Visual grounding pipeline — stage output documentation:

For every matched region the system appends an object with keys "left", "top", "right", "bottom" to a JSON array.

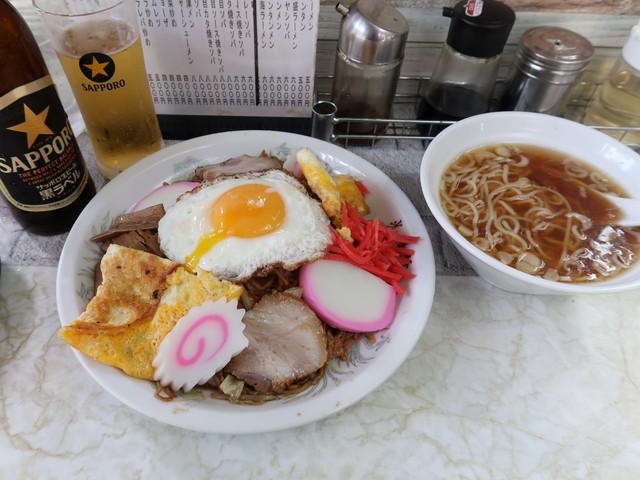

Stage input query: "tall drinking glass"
[{"left": 34, "top": 0, "right": 163, "bottom": 179}]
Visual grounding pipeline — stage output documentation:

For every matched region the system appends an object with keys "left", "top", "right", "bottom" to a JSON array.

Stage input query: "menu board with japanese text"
[{"left": 136, "top": 0, "right": 319, "bottom": 118}]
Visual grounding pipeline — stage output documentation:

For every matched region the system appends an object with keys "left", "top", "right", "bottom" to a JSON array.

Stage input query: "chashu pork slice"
[
  {"left": 192, "top": 152, "right": 283, "bottom": 182},
  {"left": 227, "top": 292, "right": 328, "bottom": 394}
]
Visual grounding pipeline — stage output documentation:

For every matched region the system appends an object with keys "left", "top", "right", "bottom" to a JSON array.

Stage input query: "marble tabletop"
[
  {"left": 2, "top": 126, "right": 640, "bottom": 479},
  {"left": 2, "top": 1, "right": 640, "bottom": 473}
]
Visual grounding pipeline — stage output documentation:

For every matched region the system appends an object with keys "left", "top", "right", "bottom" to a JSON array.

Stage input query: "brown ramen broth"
[{"left": 440, "top": 144, "right": 640, "bottom": 283}]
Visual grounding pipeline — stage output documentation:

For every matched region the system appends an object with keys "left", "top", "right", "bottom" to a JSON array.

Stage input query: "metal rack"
[{"left": 312, "top": 75, "right": 640, "bottom": 151}]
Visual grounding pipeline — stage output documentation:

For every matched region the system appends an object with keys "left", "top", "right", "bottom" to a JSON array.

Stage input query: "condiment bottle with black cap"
[
  {"left": 422, "top": 0, "right": 515, "bottom": 121},
  {"left": 331, "top": 0, "right": 409, "bottom": 135}
]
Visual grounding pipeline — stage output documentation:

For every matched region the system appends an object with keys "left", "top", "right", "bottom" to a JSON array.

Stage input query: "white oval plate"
[{"left": 56, "top": 130, "right": 436, "bottom": 434}]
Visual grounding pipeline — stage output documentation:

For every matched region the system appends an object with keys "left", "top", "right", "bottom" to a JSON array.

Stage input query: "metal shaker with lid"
[
  {"left": 499, "top": 27, "right": 594, "bottom": 115},
  {"left": 330, "top": 0, "right": 409, "bottom": 134}
]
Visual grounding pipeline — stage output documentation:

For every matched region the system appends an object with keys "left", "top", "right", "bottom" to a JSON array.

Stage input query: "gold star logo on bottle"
[{"left": 7, "top": 104, "right": 54, "bottom": 149}]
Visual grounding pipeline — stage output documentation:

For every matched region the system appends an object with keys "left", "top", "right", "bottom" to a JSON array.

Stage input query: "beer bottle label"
[{"left": 0, "top": 76, "right": 89, "bottom": 212}]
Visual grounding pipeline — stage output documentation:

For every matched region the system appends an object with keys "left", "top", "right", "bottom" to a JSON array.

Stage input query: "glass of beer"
[{"left": 34, "top": 0, "right": 163, "bottom": 179}]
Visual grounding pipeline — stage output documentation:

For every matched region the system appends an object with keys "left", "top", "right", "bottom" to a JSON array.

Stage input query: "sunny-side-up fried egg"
[{"left": 158, "top": 169, "right": 332, "bottom": 282}]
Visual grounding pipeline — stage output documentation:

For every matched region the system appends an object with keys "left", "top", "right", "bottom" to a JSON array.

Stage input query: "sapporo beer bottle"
[{"left": 0, "top": 0, "right": 95, "bottom": 235}]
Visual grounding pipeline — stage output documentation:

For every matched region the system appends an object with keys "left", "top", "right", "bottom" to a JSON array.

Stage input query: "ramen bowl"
[{"left": 420, "top": 111, "right": 640, "bottom": 295}]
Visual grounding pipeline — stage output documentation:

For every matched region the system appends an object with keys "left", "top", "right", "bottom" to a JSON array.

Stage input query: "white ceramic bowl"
[{"left": 420, "top": 111, "right": 640, "bottom": 295}]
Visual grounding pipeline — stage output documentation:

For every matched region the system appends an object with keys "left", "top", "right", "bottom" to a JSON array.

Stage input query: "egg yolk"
[{"left": 185, "top": 183, "right": 286, "bottom": 269}]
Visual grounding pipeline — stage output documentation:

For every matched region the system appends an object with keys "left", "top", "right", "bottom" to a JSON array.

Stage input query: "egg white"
[{"left": 158, "top": 169, "right": 332, "bottom": 282}]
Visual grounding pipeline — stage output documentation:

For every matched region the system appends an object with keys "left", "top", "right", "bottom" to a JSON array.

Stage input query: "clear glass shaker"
[
  {"left": 421, "top": 0, "right": 515, "bottom": 122},
  {"left": 583, "top": 20, "right": 640, "bottom": 146},
  {"left": 331, "top": 0, "right": 409, "bottom": 135}
]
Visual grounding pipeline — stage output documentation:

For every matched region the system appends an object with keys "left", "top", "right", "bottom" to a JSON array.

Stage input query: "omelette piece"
[
  {"left": 333, "top": 174, "right": 370, "bottom": 217},
  {"left": 59, "top": 244, "right": 242, "bottom": 380},
  {"left": 296, "top": 148, "right": 342, "bottom": 226}
]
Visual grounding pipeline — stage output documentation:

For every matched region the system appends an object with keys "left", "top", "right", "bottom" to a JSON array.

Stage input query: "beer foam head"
[{"left": 60, "top": 19, "right": 137, "bottom": 56}]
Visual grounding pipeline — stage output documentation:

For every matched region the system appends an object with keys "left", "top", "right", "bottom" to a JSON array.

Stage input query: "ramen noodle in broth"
[{"left": 440, "top": 144, "right": 640, "bottom": 283}]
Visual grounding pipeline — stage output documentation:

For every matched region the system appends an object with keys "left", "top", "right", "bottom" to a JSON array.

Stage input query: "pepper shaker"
[
  {"left": 331, "top": 0, "right": 409, "bottom": 135},
  {"left": 421, "top": 0, "right": 515, "bottom": 122},
  {"left": 499, "top": 27, "right": 594, "bottom": 115}
]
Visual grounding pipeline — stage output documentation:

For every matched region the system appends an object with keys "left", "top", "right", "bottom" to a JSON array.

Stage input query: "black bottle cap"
[{"left": 445, "top": 0, "right": 516, "bottom": 58}]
